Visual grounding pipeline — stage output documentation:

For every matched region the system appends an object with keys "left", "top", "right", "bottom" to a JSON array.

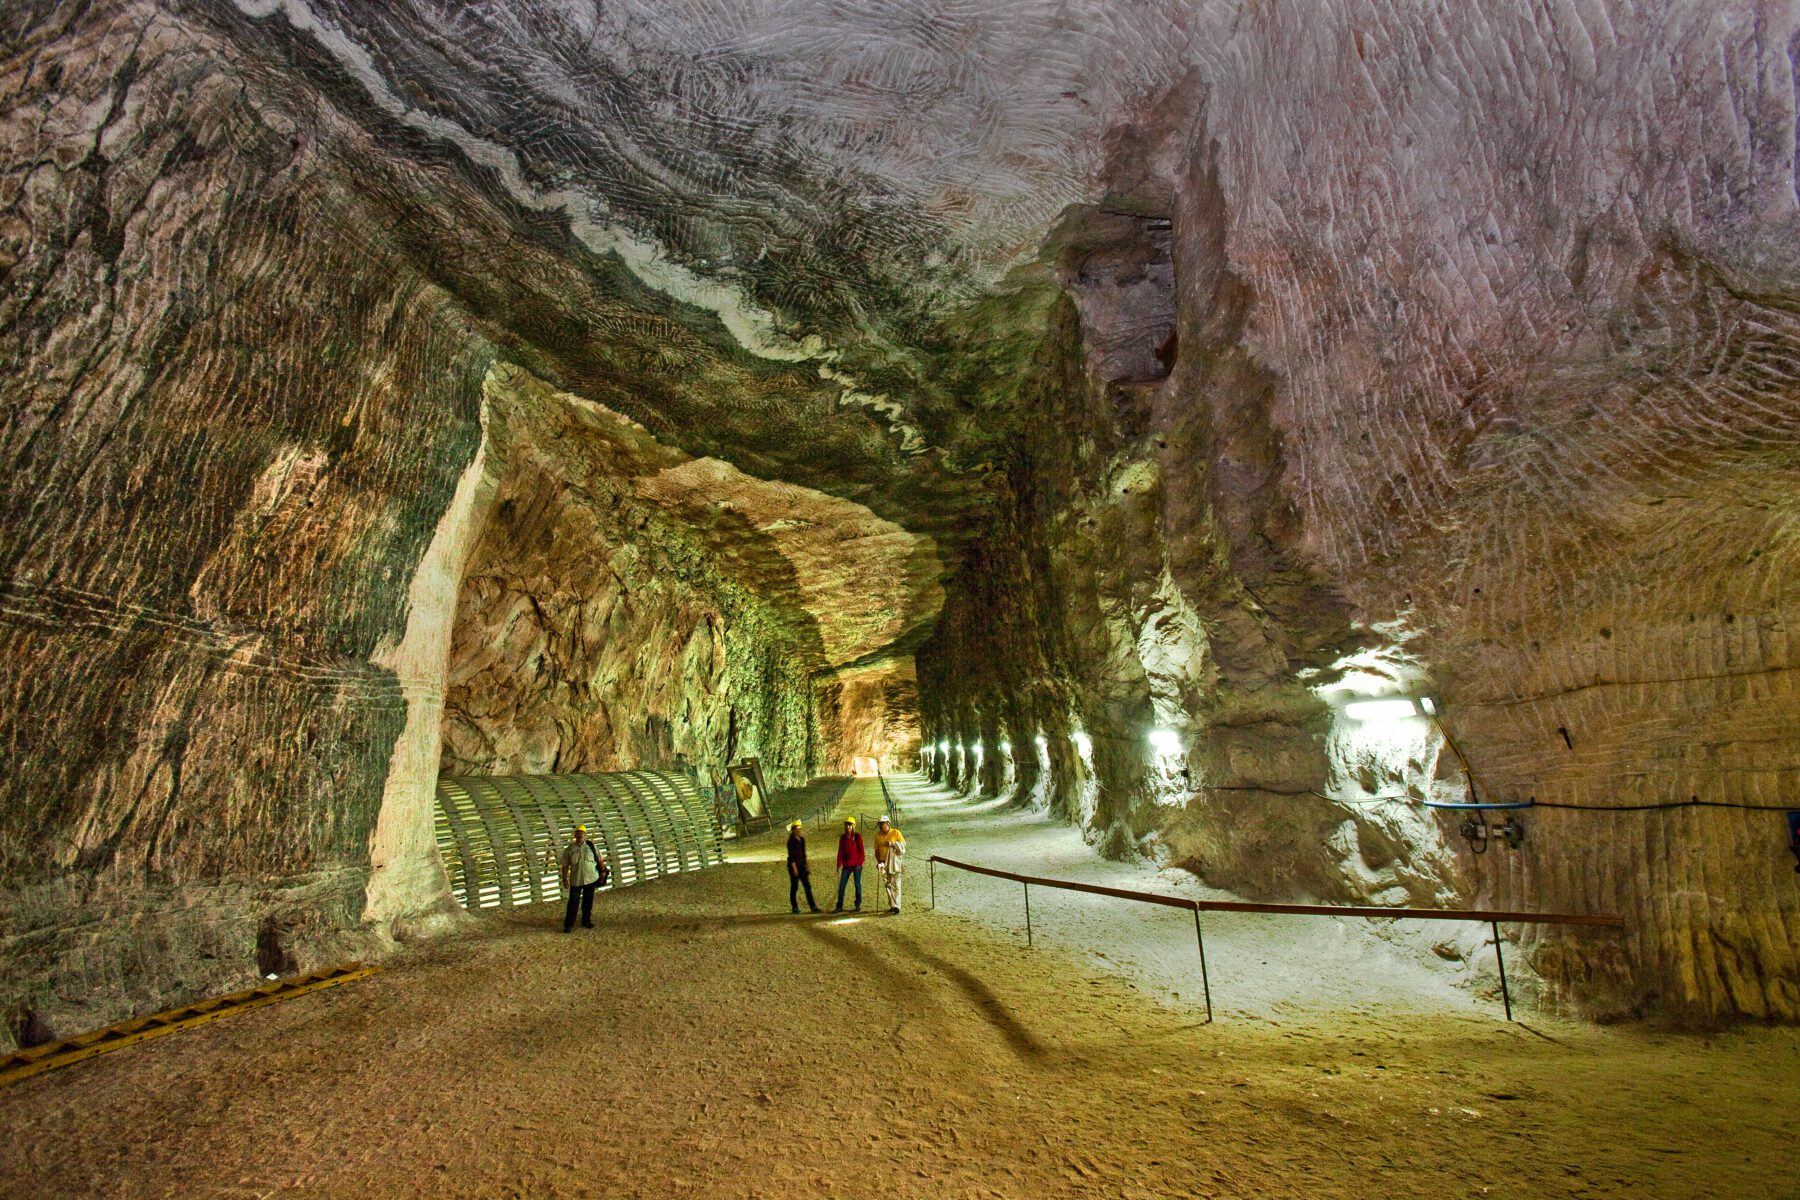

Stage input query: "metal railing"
[
  {"left": 847, "top": 770, "right": 901, "bottom": 836},
  {"left": 782, "top": 776, "right": 853, "bottom": 836},
  {"left": 435, "top": 771, "right": 724, "bottom": 910},
  {"left": 928, "top": 854, "right": 1624, "bottom": 1022}
]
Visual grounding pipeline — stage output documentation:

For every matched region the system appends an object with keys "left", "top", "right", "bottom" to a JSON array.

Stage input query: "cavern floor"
[{"left": 4, "top": 778, "right": 1793, "bottom": 1200}]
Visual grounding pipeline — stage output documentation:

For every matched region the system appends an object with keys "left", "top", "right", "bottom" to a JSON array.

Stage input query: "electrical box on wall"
[{"left": 1460, "top": 814, "right": 1525, "bottom": 854}]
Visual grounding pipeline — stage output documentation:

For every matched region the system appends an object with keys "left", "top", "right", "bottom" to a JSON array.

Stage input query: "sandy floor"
[{"left": 5, "top": 776, "right": 1794, "bottom": 1199}]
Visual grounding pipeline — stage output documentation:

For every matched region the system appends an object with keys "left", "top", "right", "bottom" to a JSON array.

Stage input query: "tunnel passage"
[
  {"left": 4, "top": 0, "right": 1797, "bottom": 1044},
  {"left": 433, "top": 772, "right": 723, "bottom": 910}
]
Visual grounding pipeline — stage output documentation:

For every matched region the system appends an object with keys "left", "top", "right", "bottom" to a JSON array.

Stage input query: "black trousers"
[
  {"left": 564, "top": 883, "right": 597, "bottom": 930},
  {"left": 790, "top": 869, "right": 818, "bottom": 911}
]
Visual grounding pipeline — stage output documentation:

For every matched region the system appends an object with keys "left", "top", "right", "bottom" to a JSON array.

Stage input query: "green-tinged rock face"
[
  {"left": 437, "top": 364, "right": 940, "bottom": 786},
  {"left": 3, "top": 0, "right": 1798, "bottom": 1043}
]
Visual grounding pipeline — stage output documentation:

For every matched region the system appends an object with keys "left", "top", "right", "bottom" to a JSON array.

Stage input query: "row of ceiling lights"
[{"left": 922, "top": 695, "right": 1436, "bottom": 761}]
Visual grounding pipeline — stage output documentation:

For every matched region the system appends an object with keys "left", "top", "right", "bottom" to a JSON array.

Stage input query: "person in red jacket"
[{"left": 833, "top": 816, "right": 865, "bottom": 912}]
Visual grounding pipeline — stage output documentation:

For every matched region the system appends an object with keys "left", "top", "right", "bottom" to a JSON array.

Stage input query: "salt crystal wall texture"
[
  {"left": 0, "top": 0, "right": 944, "bottom": 1045},
  {"left": 3, "top": 0, "right": 1797, "bottom": 1039},
  {"left": 921, "top": 6, "right": 1800, "bottom": 1022},
  {"left": 437, "top": 363, "right": 931, "bottom": 786},
  {"left": 1, "top": 2, "right": 489, "bottom": 1044}
]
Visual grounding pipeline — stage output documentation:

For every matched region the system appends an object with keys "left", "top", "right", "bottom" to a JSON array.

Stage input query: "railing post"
[
  {"left": 1023, "top": 880, "right": 1032, "bottom": 948},
  {"left": 1492, "top": 920, "right": 1513, "bottom": 1021},
  {"left": 930, "top": 857, "right": 936, "bottom": 910},
  {"left": 1192, "top": 905, "right": 1214, "bottom": 1024}
]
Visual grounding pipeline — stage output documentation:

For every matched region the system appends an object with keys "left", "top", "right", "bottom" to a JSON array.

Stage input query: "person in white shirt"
[
  {"left": 559, "top": 825, "right": 608, "bottom": 932},
  {"left": 873, "top": 815, "right": 906, "bottom": 914}
]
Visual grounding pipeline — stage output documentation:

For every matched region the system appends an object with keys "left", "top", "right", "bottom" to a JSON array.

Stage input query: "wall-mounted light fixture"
[
  {"left": 999, "top": 741, "right": 1012, "bottom": 756},
  {"left": 1072, "top": 731, "right": 1093, "bottom": 756},
  {"left": 1148, "top": 728, "right": 1183, "bottom": 756},
  {"left": 1340, "top": 693, "right": 1495, "bottom": 811},
  {"left": 1034, "top": 735, "right": 1049, "bottom": 753},
  {"left": 1342, "top": 696, "right": 1437, "bottom": 722},
  {"left": 937, "top": 740, "right": 949, "bottom": 754}
]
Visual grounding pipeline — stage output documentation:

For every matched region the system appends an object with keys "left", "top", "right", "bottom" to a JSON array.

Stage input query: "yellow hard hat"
[
  {"left": 789, "top": 819, "right": 803, "bottom": 829},
  {"left": 575, "top": 824, "right": 587, "bottom": 832},
  {"left": 843, "top": 816, "right": 856, "bottom": 826}
]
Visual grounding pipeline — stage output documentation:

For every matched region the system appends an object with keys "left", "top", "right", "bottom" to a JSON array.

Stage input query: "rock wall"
[
  {"left": 0, "top": 3, "right": 488, "bottom": 1046},
  {"left": 0, "top": 3, "right": 927, "bottom": 1046},
  {"left": 920, "top": 8, "right": 1800, "bottom": 1023},
  {"left": 7, "top": 0, "right": 1797, "bottom": 1040},
  {"left": 438, "top": 367, "right": 826, "bottom": 790},
  {"left": 816, "top": 660, "right": 923, "bottom": 774}
]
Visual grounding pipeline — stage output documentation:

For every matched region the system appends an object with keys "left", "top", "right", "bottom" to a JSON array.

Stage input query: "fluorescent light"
[
  {"left": 1034, "top": 735, "right": 1048, "bottom": 752},
  {"left": 937, "top": 741, "right": 949, "bottom": 753},
  {"left": 999, "top": 741, "right": 1011, "bottom": 755},
  {"left": 1148, "top": 728, "right": 1182, "bottom": 755},
  {"left": 1343, "top": 698, "right": 1422, "bottom": 721},
  {"left": 1072, "top": 731, "right": 1093, "bottom": 756}
]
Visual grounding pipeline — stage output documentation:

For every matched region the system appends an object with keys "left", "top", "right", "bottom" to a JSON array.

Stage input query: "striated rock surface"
[
  {"left": 817, "top": 659, "right": 923, "bottom": 774},
  {"left": 921, "top": 9, "right": 1800, "bottom": 1023},
  {"left": 0, "top": 0, "right": 955, "bottom": 1044},
  {"left": 1, "top": 1, "right": 489, "bottom": 1046},
  {"left": 3, "top": 0, "right": 1797, "bottom": 1039}
]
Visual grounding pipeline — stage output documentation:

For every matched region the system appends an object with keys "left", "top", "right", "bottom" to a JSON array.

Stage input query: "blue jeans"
[{"left": 836, "top": 866, "right": 863, "bottom": 909}]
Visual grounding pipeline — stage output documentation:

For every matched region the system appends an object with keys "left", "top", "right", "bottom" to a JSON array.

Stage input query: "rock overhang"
[
  {"left": 204, "top": 0, "right": 1211, "bottom": 488},
  {"left": 482, "top": 364, "right": 945, "bottom": 674}
]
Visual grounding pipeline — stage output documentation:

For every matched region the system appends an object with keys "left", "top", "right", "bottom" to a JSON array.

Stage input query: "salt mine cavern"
[{"left": 2, "top": 1, "right": 1798, "bottom": 1196}]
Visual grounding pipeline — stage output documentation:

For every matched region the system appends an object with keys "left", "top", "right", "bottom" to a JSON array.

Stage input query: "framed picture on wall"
[{"left": 728, "top": 758, "right": 773, "bottom": 832}]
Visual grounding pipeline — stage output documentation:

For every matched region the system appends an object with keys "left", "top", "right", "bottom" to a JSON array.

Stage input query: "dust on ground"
[{"left": 5, "top": 776, "right": 1793, "bottom": 1199}]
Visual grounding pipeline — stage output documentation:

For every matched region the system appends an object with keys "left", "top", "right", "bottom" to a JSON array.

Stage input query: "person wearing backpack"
[{"left": 559, "top": 825, "right": 609, "bottom": 932}]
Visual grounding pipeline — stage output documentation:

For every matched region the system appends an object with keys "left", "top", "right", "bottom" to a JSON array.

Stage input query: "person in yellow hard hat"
[
  {"left": 833, "top": 817, "right": 865, "bottom": 912},
  {"left": 786, "top": 819, "right": 820, "bottom": 914},
  {"left": 873, "top": 814, "right": 906, "bottom": 914},
  {"left": 559, "top": 825, "right": 608, "bottom": 932}
]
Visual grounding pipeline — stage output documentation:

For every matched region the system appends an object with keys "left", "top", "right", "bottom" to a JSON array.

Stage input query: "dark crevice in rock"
[{"left": 255, "top": 915, "right": 298, "bottom": 979}]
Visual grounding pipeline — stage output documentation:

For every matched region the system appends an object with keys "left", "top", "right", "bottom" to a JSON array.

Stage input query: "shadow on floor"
[
  {"left": 800, "top": 920, "right": 950, "bottom": 1028},
  {"left": 450, "top": 901, "right": 848, "bottom": 948},
  {"left": 880, "top": 928, "right": 1047, "bottom": 1060},
  {"left": 626, "top": 910, "right": 843, "bottom": 930}
]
